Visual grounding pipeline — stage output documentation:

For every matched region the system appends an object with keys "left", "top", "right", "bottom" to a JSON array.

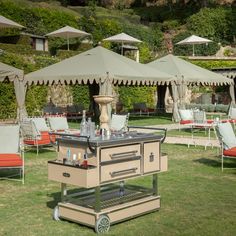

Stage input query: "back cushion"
[
  {"left": 48, "top": 117, "right": 69, "bottom": 131},
  {"left": 216, "top": 122, "right": 236, "bottom": 149},
  {"left": 32, "top": 118, "right": 49, "bottom": 131},
  {"left": 0, "top": 125, "right": 20, "bottom": 153},
  {"left": 110, "top": 114, "right": 127, "bottom": 131},
  {"left": 230, "top": 108, "right": 236, "bottom": 119},
  {"left": 179, "top": 109, "right": 193, "bottom": 121}
]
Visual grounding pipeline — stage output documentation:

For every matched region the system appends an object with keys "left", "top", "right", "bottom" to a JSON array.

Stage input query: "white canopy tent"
[
  {"left": 148, "top": 54, "right": 233, "bottom": 121},
  {"left": 25, "top": 46, "right": 174, "bottom": 118}
]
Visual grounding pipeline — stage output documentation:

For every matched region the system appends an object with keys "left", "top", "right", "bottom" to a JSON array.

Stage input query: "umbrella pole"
[
  {"left": 67, "top": 34, "right": 69, "bottom": 51},
  {"left": 192, "top": 44, "right": 195, "bottom": 56},
  {"left": 121, "top": 42, "right": 123, "bottom": 55}
]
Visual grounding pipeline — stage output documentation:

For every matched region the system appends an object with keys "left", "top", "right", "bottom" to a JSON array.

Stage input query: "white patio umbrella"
[
  {"left": 0, "top": 15, "right": 25, "bottom": 29},
  {"left": 103, "top": 32, "right": 142, "bottom": 57},
  {"left": 176, "top": 35, "right": 212, "bottom": 56},
  {"left": 46, "top": 25, "right": 90, "bottom": 51}
]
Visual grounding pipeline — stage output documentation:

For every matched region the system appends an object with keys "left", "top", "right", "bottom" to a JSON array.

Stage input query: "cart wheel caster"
[
  {"left": 95, "top": 215, "right": 110, "bottom": 233},
  {"left": 53, "top": 206, "right": 60, "bottom": 221}
]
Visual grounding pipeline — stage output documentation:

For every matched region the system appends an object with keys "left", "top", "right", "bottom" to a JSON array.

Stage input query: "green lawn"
[{"left": 0, "top": 144, "right": 236, "bottom": 236}]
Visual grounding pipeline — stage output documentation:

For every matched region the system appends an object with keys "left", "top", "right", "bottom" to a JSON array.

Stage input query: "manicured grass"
[
  {"left": 0, "top": 144, "right": 235, "bottom": 236},
  {"left": 69, "top": 114, "right": 173, "bottom": 129},
  {"left": 128, "top": 114, "right": 173, "bottom": 126}
]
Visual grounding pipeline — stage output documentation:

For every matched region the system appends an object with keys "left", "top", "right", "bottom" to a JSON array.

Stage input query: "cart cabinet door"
[
  {"left": 143, "top": 141, "right": 160, "bottom": 173},
  {"left": 100, "top": 144, "right": 140, "bottom": 162}
]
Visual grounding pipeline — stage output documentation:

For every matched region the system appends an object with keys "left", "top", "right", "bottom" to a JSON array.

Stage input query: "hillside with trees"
[{"left": 1, "top": 0, "right": 236, "bottom": 118}]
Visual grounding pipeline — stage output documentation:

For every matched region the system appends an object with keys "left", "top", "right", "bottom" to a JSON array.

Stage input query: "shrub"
[
  {"left": 186, "top": 7, "right": 231, "bottom": 43},
  {"left": 0, "top": 82, "right": 17, "bottom": 119},
  {"left": 215, "top": 104, "right": 229, "bottom": 113},
  {"left": 118, "top": 85, "right": 156, "bottom": 111},
  {"left": 70, "top": 85, "right": 90, "bottom": 109},
  {"left": 25, "top": 85, "right": 48, "bottom": 116}
]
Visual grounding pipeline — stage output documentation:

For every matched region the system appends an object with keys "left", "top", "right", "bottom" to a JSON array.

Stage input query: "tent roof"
[
  {"left": 0, "top": 62, "right": 23, "bottom": 81},
  {"left": 147, "top": 54, "right": 233, "bottom": 85},
  {"left": 103, "top": 33, "right": 142, "bottom": 43},
  {"left": 25, "top": 46, "right": 173, "bottom": 86},
  {"left": 176, "top": 35, "right": 212, "bottom": 45},
  {"left": 0, "top": 15, "right": 25, "bottom": 29}
]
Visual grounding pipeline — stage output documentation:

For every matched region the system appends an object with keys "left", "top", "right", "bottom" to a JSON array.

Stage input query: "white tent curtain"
[
  {"left": 229, "top": 83, "right": 235, "bottom": 105},
  {"left": 177, "top": 77, "right": 188, "bottom": 110},
  {"left": 228, "top": 83, "right": 236, "bottom": 116},
  {"left": 14, "top": 77, "right": 28, "bottom": 121},
  {"left": 170, "top": 83, "right": 180, "bottom": 122}
]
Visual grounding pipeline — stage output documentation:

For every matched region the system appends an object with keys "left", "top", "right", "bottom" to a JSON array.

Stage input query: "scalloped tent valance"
[{"left": 25, "top": 46, "right": 174, "bottom": 86}]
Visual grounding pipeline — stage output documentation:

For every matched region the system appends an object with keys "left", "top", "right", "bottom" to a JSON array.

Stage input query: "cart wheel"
[
  {"left": 95, "top": 215, "right": 110, "bottom": 233},
  {"left": 53, "top": 205, "right": 60, "bottom": 221}
]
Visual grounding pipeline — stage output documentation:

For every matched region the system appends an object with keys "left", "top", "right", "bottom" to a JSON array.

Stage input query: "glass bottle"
[
  {"left": 82, "top": 153, "right": 88, "bottom": 169},
  {"left": 66, "top": 148, "right": 71, "bottom": 164},
  {"left": 80, "top": 110, "right": 87, "bottom": 136},
  {"left": 87, "top": 117, "right": 92, "bottom": 137}
]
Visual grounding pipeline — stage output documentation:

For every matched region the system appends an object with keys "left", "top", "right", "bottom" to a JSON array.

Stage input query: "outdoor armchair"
[
  {"left": 0, "top": 124, "right": 24, "bottom": 184},
  {"left": 178, "top": 109, "right": 193, "bottom": 124},
  {"left": 20, "top": 117, "right": 53, "bottom": 155},
  {"left": 215, "top": 122, "right": 236, "bottom": 171}
]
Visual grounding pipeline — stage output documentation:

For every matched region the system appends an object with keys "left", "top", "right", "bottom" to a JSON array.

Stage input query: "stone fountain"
[
  {"left": 94, "top": 74, "right": 114, "bottom": 131},
  {"left": 93, "top": 95, "right": 114, "bottom": 131}
]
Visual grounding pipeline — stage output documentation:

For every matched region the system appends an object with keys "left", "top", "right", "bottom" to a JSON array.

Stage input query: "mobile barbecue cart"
[{"left": 48, "top": 127, "right": 168, "bottom": 233}]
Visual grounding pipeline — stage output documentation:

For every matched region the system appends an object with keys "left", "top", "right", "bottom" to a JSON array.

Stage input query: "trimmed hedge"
[
  {"left": 118, "top": 85, "right": 156, "bottom": 111},
  {"left": 186, "top": 103, "right": 229, "bottom": 113}
]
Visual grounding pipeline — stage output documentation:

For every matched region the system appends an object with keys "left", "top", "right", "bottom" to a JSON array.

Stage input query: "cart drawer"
[
  {"left": 100, "top": 144, "right": 141, "bottom": 162},
  {"left": 101, "top": 160, "right": 140, "bottom": 183},
  {"left": 48, "top": 162, "right": 98, "bottom": 188},
  {"left": 143, "top": 141, "right": 160, "bottom": 173}
]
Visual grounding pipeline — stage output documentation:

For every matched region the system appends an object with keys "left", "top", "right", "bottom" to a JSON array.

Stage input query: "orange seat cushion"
[
  {"left": 207, "top": 120, "right": 214, "bottom": 124},
  {"left": 0, "top": 154, "right": 23, "bottom": 167},
  {"left": 223, "top": 147, "right": 236, "bottom": 157},
  {"left": 180, "top": 120, "right": 193, "bottom": 125},
  {"left": 24, "top": 131, "right": 52, "bottom": 146}
]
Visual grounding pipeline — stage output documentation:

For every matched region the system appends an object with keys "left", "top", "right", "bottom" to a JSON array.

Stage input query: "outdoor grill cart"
[{"left": 48, "top": 127, "right": 168, "bottom": 233}]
